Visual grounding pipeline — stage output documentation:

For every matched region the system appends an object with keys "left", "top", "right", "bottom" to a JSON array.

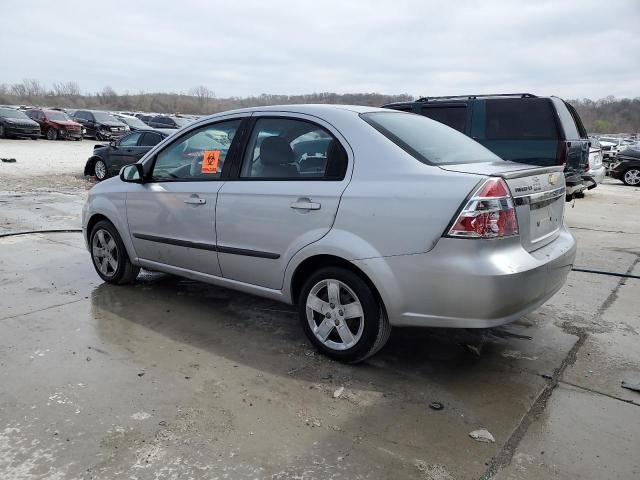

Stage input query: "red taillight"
[{"left": 447, "top": 178, "right": 519, "bottom": 239}]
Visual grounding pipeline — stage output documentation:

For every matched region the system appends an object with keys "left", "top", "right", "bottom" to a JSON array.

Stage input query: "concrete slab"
[
  {"left": 496, "top": 384, "right": 640, "bottom": 480},
  {"left": 0, "top": 234, "right": 580, "bottom": 479}
]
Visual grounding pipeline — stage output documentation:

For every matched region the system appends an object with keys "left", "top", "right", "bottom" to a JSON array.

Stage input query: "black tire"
[
  {"left": 90, "top": 220, "right": 139, "bottom": 284},
  {"left": 46, "top": 128, "right": 58, "bottom": 141},
  {"left": 622, "top": 168, "right": 640, "bottom": 186},
  {"left": 573, "top": 191, "right": 585, "bottom": 198},
  {"left": 298, "top": 266, "right": 391, "bottom": 363},
  {"left": 0, "top": 125, "right": 5, "bottom": 138},
  {"left": 94, "top": 159, "right": 109, "bottom": 181}
]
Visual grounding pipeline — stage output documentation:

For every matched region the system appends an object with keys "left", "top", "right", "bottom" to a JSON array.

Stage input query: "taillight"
[
  {"left": 447, "top": 178, "right": 519, "bottom": 239},
  {"left": 556, "top": 141, "right": 568, "bottom": 166}
]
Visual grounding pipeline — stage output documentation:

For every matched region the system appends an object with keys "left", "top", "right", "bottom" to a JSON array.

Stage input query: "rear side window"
[
  {"left": 564, "top": 102, "right": 588, "bottom": 139},
  {"left": 486, "top": 98, "right": 559, "bottom": 140},
  {"left": 361, "top": 111, "right": 500, "bottom": 165},
  {"left": 420, "top": 106, "right": 467, "bottom": 132}
]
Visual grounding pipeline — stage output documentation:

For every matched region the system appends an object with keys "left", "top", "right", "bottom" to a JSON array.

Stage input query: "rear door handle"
[
  {"left": 290, "top": 200, "right": 321, "bottom": 210},
  {"left": 184, "top": 196, "right": 206, "bottom": 205}
]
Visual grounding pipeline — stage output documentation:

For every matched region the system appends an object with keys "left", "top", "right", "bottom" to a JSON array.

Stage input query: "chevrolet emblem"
[{"left": 548, "top": 173, "right": 558, "bottom": 185}]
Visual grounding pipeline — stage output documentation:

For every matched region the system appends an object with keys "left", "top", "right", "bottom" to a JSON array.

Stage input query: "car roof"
[{"left": 196, "top": 104, "right": 389, "bottom": 122}]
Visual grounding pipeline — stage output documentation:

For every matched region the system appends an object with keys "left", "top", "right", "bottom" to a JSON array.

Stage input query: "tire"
[
  {"left": 90, "top": 220, "right": 139, "bottom": 284},
  {"left": 46, "top": 128, "right": 58, "bottom": 141},
  {"left": 573, "top": 191, "right": 585, "bottom": 199},
  {"left": 298, "top": 267, "right": 391, "bottom": 363},
  {"left": 0, "top": 125, "right": 5, "bottom": 138},
  {"left": 622, "top": 168, "right": 640, "bottom": 186},
  {"left": 94, "top": 159, "right": 109, "bottom": 181},
  {"left": 75, "top": 137, "right": 82, "bottom": 141}
]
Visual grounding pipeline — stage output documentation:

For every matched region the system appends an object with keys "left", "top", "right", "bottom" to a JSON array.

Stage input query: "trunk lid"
[{"left": 440, "top": 161, "right": 566, "bottom": 252}]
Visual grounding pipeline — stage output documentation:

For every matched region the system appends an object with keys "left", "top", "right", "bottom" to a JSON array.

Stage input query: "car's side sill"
[
  {"left": 136, "top": 258, "right": 289, "bottom": 304},
  {"left": 132, "top": 233, "right": 280, "bottom": 259}
]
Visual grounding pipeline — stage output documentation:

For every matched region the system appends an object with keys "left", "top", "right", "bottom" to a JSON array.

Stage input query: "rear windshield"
[
  {"left": 361, "top": 111, "right": 500, "bottom": 165},
  {"left": 486, "top": 98, "right": 559, "bottom": 140}
]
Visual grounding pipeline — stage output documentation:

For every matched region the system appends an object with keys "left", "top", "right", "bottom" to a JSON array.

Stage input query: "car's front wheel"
[
  {"left": 0, "top": 125, "right": 5, "bottom": 138},
  {"left": 46, "top": 128, "right": 58, "bottom": 140},
  {"left": 298, "top": 267, "right": 391, "bottom": 363},
  {"left": 90, "top": 220, "right": 139, "bottom": 284},
  {"left": 94, "top": 159, "right": 109, "bottom": 181},
  {"left": 623, "top": 168, "right": 640, "bottom": 186}
]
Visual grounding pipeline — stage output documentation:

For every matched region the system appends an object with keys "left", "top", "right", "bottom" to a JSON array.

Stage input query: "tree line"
[{"left": 1, "top": 79, "right": 637, "bottom": 134}]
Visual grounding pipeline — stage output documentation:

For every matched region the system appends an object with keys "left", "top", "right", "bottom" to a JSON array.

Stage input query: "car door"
[
  {"left": 125, "top": 117, "right": 246, "bottom": 276},
  {"left": 109, "top": 132, "right": 143, "bottom": 172},
  {"left": 215, "top": 114, "right": 352, "bottom": 290}
]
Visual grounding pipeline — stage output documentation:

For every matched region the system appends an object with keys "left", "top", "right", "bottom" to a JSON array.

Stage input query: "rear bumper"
[
  {"left": 354, "top": 227, "right": 576, "bottom": 328},
  {"left": 582, "top": 165, "right": 606, "bottom": 189}
]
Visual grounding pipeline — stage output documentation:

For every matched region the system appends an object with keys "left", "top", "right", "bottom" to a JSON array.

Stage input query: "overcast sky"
[{"left": 1, "top": 0, "right": 638, "bottom": 99}]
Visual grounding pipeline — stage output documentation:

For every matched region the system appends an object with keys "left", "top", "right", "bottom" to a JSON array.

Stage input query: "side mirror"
[{"left": 120, "top": 164, "right": 144, "bottom": 183}]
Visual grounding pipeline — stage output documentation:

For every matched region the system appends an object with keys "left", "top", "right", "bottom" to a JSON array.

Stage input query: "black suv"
[
  {"left": 146, "top": 115, "right": 191, "bottom": 129},
  {"left": 72, "top": 110, "right": 128, "bottom": 140},
  {"left": 382, "top": 94, "right": 589, "bottom": 199}
]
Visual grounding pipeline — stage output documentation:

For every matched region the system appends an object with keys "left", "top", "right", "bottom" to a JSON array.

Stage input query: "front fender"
[{"left": 83, "top": 192, "right": 138, "bottom": 264}]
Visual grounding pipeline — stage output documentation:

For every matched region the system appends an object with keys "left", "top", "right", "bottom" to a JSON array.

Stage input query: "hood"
[
  {"left": 50, "top": 119, "right": 82, "bottom": 127},
  {"left": 97, "top": 120, "right": 126, "bottom": 127},
  {"left": 3, "top": 117, "right": 39, "bottom": 127},
  {"left": 618, "top": 147, "right": 640, "bottom": 159},
  {"left": 438, "top": 161, "right": 564, "bottom": 179}
]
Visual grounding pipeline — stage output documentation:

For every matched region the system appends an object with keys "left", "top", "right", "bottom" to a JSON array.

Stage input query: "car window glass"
[
  {"left": 486, "top": 98, "right": 559, "bottom": 140},
  {"left": 420, "top": 106, "right": 467, "bottom": 132},
  {"left": 362, "top": 111, "right": 500, "bottom": 165},
  {"left": 151, "top": 119, "right": 241, "bottom": 181},
  {"left": 119, "top": 132, "right": 142, "bottom": 147},
  {"left": 240, "top": 117, "right": 346, "bottom": 179},
  {"left": 140, "top": 132, "right": 163, "bottom": 146}
]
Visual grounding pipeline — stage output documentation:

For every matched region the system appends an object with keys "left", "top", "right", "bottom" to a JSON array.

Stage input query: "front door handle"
[
  {"left": 184, "top": 196, "right": 206, "bottom": 205},
  {"left": 290, "top": 199, "right": 321, "bottom": 210}
]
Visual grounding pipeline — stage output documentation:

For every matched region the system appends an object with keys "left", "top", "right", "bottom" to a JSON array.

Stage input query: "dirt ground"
[{"left": 1, "top": 138, "right": 639, "bottom": 479}]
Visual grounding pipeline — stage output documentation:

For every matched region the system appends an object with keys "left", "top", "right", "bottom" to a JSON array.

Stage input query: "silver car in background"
[{"left": 82, "top": 105, "right": 576, "bottom": 363}]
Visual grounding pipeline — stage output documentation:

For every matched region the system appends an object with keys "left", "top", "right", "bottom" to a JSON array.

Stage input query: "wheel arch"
[
  {"left": 290, "top": 254, "right": 385, "bottom": 311},
  {"left": 84, "top": 156, "right": 103, "bottom": 176}
]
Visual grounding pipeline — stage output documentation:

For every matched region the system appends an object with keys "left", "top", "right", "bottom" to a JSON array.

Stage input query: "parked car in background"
[
  {"left": 580, "top": 138, "right": 606, "bottom": 192},
  {"left": 82, "top": 105, "right": 576, "bottom": 362},
  {"left": 146, "top": 115, "right": 192, "bottom": 129},
  {"left": 84, "top": 129, "right": 169, "bottom": 181},
  {"left": 72, "top": 110, "right": 128, "bottom": 140},
  {"left": 25, "top": 108, "right": 83, "bottom": 140},
  {"left": 598, "top": 136, "right": 624, "bottom": 160},
  {"left": 609, "top": 146, "right": 640, "bottom": 186},
  {"left": 114, "top": 113, "right": 155, "bottom": 131},
  {"left": 134, "top": 113, "right": 154, "bottom": 125},
  {"left": 382, "top": 93, "right": 590, "bottom": 200},
  {"left": 0, "top": 107, "right": 41, "bottom": 139}
]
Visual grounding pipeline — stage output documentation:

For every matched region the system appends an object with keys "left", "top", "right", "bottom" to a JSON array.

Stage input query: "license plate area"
[{"left": 529, "top": 197, "right": 563, "bottom": 245}]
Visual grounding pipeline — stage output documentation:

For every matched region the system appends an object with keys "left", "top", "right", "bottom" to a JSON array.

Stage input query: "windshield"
[
  {"left": 93, "top": 112, "right": 119, "bottom": 123},
  {"left": 119, "top": 116, "right": 146, "bottom": 128},
  {"left": 0, "top": 108, "right": 30, "bottom": 120},
  {"left": 46, "top": 111, "right": 71, "bottom": 121},
  {"left": 361, "top": 111, "right": 501, "bottom": 165},
  {"left": 172, "top": 117, "right": 191, "bottom": 127}
]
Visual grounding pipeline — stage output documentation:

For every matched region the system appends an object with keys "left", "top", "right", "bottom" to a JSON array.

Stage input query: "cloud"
[{"left": 1, "top": 0, "right": 638, "bottom": 99}]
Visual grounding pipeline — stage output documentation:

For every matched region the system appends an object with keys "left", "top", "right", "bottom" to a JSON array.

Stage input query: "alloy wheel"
[
  {"left": 92, "top": 229, "right": 119, "bottom": 278},
  {"left": 624, "top": 169, "right": 640, "bottom": 186},
  {"left": 306, "top": 279, "right": 364, "bottom": 351},
  {"left": 46, "top": 129, "right": 58, "bottom": 140},
  {"left": 94, "top": 160, "right": 107, "bottom": 180}
]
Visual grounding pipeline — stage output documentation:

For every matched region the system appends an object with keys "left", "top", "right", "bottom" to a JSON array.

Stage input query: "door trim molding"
[{"left": 132, "top": 233, "right": 280, "bottom": 259}]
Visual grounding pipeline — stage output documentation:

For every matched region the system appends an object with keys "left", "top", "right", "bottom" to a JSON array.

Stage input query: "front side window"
[
  {"left": 140, "top": 132, "right": 163, "bottom": 146},
  {"left": 240, "top": 117, "right": 347, "bottom": 179},
  {"left": 420, "top": 106, "right": 467, "bottom": 132},
  {"left": 150, "top": 119, "right": 241, "bottom": 181},
  {"left": 118, "top": 132, "right": 142, "bottom": 147},
  {"left": 486, "top": 98, "right": 559, "bottom": 140},
  {"left": 362, "top": 111, "right": 500, "bottom": 165}
]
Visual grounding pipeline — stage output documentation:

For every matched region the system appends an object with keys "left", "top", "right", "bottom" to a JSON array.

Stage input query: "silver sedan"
[{"left": 82, "top": 105, "right": 576, "bottom": 363}]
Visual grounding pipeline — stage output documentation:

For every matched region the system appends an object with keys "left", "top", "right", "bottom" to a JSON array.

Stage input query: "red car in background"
[{"left": 25, "top": 108, "right": 83, "bottom": 141}]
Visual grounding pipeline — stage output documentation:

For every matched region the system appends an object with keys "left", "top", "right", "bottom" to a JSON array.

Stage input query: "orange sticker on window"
[{"left": 201, "top": 150, "right": 220, "bottom": 174}]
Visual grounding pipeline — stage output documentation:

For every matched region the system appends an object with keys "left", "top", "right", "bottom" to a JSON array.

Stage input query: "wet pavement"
[{"left": 1, "top": 143, "right": 639, "bottom": 479}]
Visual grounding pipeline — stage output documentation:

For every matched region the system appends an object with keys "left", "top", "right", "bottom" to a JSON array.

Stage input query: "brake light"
[{"left": 447, "top": 178, "right": 519, "bottom": 239}]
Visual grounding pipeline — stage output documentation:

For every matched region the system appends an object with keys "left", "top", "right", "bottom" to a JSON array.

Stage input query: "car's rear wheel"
[
  {"left": 94, "top": 159, "right": 109, "bottom": 181},
  {"left": 46, "top": 128, "right": 58, "bottom": 140},
  {"left": 623, "top": 168, "right": 640, "bottom": 186},
  {"left": 298, "top": 267, "right": 391, "bottom": 363},
  {"left": 90, "top": 220, "right": 139, "bottom": 284},
  {"left": 0, "top": 125, "right": 5, "bottom": 138}
]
